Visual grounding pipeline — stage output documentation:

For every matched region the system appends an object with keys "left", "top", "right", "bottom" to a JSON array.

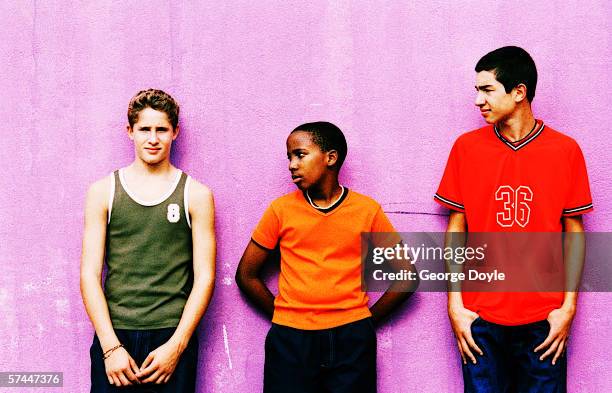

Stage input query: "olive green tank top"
[{"left": 104, "top": 169, "right": 193, "bottom": 329}]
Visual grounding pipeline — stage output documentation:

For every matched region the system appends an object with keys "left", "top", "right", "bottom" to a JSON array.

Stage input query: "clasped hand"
[{"left": 104, "top": 340, "right": 182, "bottom": 386}]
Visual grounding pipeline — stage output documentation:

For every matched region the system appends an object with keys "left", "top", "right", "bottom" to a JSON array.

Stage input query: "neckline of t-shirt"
[
  {"left": 493, "top": 121, "right": 545, "bottom": 151},
  {"left": 119, "top": 168, "right": 183, "bottom": 207},
  {"left": 300, "top": 188, "right": 351, "bottom": 216}
]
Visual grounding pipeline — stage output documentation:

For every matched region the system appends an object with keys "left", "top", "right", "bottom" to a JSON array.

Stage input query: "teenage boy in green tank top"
[{"left": 80, "top": 89, "right": 215, "bottom": 392}]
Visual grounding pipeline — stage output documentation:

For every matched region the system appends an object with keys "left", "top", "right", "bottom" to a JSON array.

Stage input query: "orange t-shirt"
[
  {"left": 252, "top": 189, "right": 397, "bottom": 330},
  {"left": 435, "top": 122, "right": 593, "bottom": 325}
]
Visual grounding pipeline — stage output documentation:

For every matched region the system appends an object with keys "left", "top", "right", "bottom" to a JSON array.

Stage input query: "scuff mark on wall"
[{"left": 223, "top": 323, "right": 233, "bottom": 370}]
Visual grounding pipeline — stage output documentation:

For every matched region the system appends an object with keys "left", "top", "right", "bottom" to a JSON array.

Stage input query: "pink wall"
[{"left": 1, "top": 1, "right": 610, "bottom": 391}]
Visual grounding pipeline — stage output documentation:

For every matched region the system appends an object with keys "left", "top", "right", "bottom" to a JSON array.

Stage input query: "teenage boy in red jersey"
[
  {"left": 435, "top": 47, "right": 593, "bottom": 392},
  {"left": 80, "top": 89, "right": 216, "bottom": 392},
  {"left": 236, "top": 121, "right": 413, "bottom": 393}
]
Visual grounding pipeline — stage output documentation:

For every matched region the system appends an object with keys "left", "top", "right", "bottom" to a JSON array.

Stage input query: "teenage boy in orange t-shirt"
[{"left": 236, "top": 121, "right": 413, "bottom": 393}]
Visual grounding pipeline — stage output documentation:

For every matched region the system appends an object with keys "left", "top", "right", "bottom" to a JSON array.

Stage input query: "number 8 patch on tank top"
[{"left": 167, "top": 203, "right": 180, "bottom": 223}]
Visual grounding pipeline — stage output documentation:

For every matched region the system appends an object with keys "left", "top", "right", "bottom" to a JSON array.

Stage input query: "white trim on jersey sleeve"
[
  {"left": 184, "top": 176, "right": 192, "bottom": 228},
  {"left": 434, "top": 193, "right": 465, "bottom": 210},
  {"left": 108, "top": 172, "right": 115, "bottom": 224},
  {"left": 562, "top": 203, "right": 594, "bottom": 215}
]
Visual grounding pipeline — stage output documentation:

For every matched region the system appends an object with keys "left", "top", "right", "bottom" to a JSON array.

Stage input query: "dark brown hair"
[{"left": 127, "top": 89, "right": 180, "bottom": 129}]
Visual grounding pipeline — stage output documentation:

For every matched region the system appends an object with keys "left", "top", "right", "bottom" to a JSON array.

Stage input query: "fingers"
[
  {"left": 137, "top": 354, "right": 156, "bottom": 379},
  {"left": 141, "top": 353, "right": 154, "bottom": 370},
  {"left": 124, "top": 365, "right": 140, "bottom": 384},
  {"left": 108, "top": 372, "right": 128, "bottom": 387},
  {"left": 138, "top": 366, "right": 156, "bottom": 379},
  {"left": 464, "top": 330, "right": 483, "bottom": 357},
  {"left": 129, "top": 356, "right": 140, "bottom": 374},
  {"left": 154, "top": 370, "right": 173, "bottom": 384},
  {"left": 128, "top": 357, "right": 141, "bottom": 383},
  {"left": 155, "top": 373, "right": 167, "bottom": 384},
  {"left": 456, "top": 339, "right": 466, "bottom": 365},
  {"left": 459, "top": 337, "right": 477, "bottom": 364},
  {"left": 552, "top": 339, "right": 566, "bottom": 365},
  {"left": 117, "top": 372, "right": 132, "bottom": 386},
  {"left": 141, "top": 369, "right": 162, "bottom": 384},
  {"left": 534, "top": 331, "right": 555, "bottom": 353},
  {"left": 539, "top": 338, "right": 560, "bottom": 361},
  {"left": 456, "top": 323, "right": 481, "bottom": 365}
]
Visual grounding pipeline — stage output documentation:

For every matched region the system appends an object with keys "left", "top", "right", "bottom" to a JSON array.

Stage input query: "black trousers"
[{"left": 264, "top": 317, "right": 377, "bottom": 393}]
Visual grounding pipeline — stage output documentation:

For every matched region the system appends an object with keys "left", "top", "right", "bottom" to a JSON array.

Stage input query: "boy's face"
[
  {"left": 286, "top": 131, "right": 330, "bottom": 191},
  {"left": 474, "top": 70, "right": 519, "bottom": 124},
  {"left": 127, "top": 107, "right": 178, "bottom": 166}
]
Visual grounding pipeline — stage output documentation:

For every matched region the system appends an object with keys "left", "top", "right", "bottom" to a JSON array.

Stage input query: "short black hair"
[
  {"left": 291, "top": 121, "right": 348, "bottom": 169},
  {"left": 475, "top": 46, "right": 538, "bottom": 102}
]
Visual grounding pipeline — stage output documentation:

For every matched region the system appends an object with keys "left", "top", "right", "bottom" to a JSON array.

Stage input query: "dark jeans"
[
  {"left": 463, "top": 318, "right": 567, "bottom": 393},
  {"left": 90, "top": 327, "right": 198, "bottom": 393},
  {"left": 264, "top": 317, "right": 377, "bottom": 393}
]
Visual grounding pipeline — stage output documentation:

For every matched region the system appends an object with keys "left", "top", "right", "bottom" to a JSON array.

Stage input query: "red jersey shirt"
[{"left": 435, "top": 122, "right": 593, "bottom": 325}]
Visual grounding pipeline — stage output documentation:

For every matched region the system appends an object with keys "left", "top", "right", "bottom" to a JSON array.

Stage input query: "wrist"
[
  {"left": 99, "top": 337, "right": 121, "bottom": 354},
  {"left": 447, "top": 292, "right": 464, "bottom": 311},
  {"left": 560, "top": 303, "right": 576, "bottom": 314},
  {"left": 448, "top": 300, "right": 465, "bottom": 313},
  {"left": 102, "top": 343, "right": 124, "bottom": 360},
  {"left": 168, "top": 334, "right": 189, "bottom": 354}
]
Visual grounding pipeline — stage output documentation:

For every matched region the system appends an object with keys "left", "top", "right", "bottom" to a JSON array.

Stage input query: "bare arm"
[
  {"left": 535, "top": 215, "right": 585, "bottom": 364},
  {"left": 235, "top": 240, "right": 276, "bottom": 319},
  {"left": 560, "top": 215, "right": 585, "bottom": 309},
  {"left": 446, "top": 211, "right": 468, "bottom": 310},
  {"left": 369, "top": 285, "right": 415, "bottom": 325},
  {"left": 445, "top": 211, "right": 483, "bottom": 365},
  {"left": 139, "top": 181, "right": 216, "bottom": 384},
  {"left": 369, "top": 244, "right": 418, "bottom": 325},
  {"left": 80, "top": 177, "right": 140, "bottom": 386}
]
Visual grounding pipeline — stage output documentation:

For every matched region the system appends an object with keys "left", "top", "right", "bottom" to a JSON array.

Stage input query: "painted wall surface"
[{"left": 1, "top": 1, "right": 610, "bottom": 392}]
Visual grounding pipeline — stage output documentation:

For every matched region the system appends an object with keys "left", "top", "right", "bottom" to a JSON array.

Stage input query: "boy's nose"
[
  {"left": 474, "top": 92, "right": 486, "bottom": 106},
  {"left": 148, "top": 132, "right": 159, "bottom": 144}
]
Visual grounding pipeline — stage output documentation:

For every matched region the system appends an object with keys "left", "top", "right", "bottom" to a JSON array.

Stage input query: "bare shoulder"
[
  {"left": 188, "top": 177, "right": 214, "bottom": 213},
  {"left": 85, "top": 174, "right": 113, "bottom": 210}
]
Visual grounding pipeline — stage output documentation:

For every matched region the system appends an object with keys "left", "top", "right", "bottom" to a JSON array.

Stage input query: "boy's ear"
[
  {"left": 326, "top": 149, "right": 339, "bottom": 167},
  {"left": 127, "top": 124, "right": 134, "bottom": 140},
  {"left": 512, "top": 83, "right": 528, "bottom": 103},
  {"left": 172, "top": 125, "right": 180, "bottom": 141}
]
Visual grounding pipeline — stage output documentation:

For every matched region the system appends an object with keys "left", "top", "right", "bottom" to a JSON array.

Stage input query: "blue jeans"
[
  {"left": 90, "top": 327, "right": 198, "bottom": 393},
  {"left": 463, "top": 318, "right": 566, "bottom": 393}
]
